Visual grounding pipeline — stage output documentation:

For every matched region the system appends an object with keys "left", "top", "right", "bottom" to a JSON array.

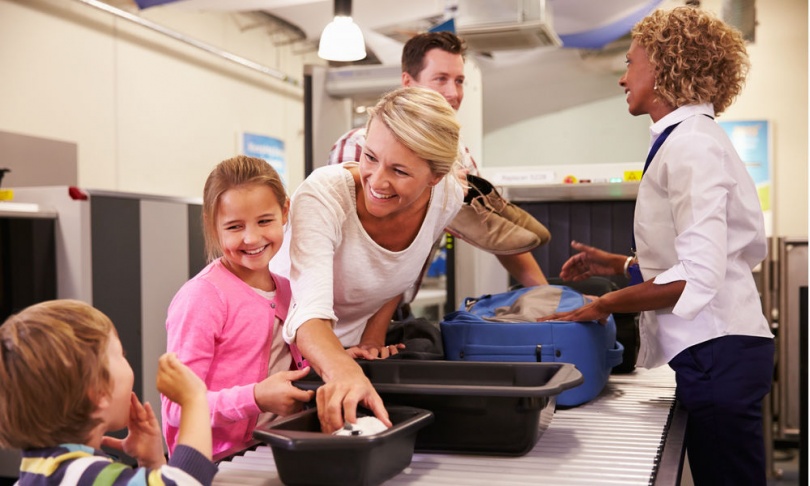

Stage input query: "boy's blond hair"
[{"left": 0, "top": 300, "right": 114, "bottom": 449}]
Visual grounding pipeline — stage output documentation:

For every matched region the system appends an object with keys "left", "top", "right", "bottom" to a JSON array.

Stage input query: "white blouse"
[{"left": 634, "top": 103, "right": 773, "bottom": 368}]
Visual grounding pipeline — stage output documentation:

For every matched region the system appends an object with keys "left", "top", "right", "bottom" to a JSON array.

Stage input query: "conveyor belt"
[{"left": 214, "top": 367, "right": 681, "bottom": 486}]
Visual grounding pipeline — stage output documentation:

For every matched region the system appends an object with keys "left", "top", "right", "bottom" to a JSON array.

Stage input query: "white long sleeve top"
[
  {"left": 635, "top": 103, "right": 773, "bottom": 369},
  {"left": 270, "top": 163, "right": 463, "bottom": 347}
]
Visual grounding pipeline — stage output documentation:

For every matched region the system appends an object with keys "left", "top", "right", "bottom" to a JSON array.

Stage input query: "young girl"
[{"left": 161, "top": 155, "right": 314, "bottom": 456}]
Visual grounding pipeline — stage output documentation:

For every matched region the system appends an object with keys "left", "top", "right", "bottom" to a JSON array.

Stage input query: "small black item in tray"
[
  {"left": 294, "top": 360, "right": 583, "bottom": 456},
  {"left": 252, "top": 405, "right": 433, "bottom": 486}
]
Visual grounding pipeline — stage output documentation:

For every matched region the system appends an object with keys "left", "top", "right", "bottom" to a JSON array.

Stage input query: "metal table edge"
[{"left": 652, "top": 400, "right": 687, "bottom": 486}]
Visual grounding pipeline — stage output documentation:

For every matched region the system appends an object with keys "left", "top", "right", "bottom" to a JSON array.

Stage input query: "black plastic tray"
[
  {"left": 252, "top": 405, "right": 433, "bottom": 486},
  {"left": 294, "top": 360, "right": 583, "bottom": 456}
]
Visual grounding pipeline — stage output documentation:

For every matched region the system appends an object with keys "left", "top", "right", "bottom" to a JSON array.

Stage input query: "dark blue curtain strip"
[{"left": 134, "top": 0, "right": 181, "bottom": 9}]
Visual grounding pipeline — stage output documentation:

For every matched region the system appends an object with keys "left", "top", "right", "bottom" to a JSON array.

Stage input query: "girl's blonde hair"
[
  {"left": 632, "top": 6, "right": 749, "bottom": 116},
  {"left": 365, "top": 86, "right": 461, "bottom": 178},
  {"left": 202, "top": 155, "right": 288, "bottom": 262}
]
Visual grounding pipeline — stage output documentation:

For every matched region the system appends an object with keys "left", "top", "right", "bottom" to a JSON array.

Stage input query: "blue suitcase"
[{"left": 440, "top": 285, "right": 624, "bottom": 407}]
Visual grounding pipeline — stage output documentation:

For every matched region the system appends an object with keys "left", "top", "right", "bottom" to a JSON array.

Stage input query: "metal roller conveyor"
[{"left": 214, "top": 367, "right": 683, "bottom": 486}]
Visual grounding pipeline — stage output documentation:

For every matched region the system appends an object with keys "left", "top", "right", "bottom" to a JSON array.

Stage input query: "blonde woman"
[
  {"left": 271, "top": 86, "right": 464, "bottom": 432},
  {"left": 543, "top": 7, "right": 773, "bottom": 485}
]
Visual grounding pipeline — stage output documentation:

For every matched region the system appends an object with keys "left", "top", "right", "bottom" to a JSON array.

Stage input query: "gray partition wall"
[
  {"left": 0, "top": 130, "right": 78, "bottom": 187},
  {"left": 775, "top": 238, "right": 808, "bottom": 442},
  {"left": 91, "top": 195, "right": 144, "bottom": 403}
]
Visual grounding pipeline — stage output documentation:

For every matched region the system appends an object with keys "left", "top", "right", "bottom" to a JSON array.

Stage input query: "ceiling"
[{"left": 134, "top": 0, "right": 675, "bottom": 133}]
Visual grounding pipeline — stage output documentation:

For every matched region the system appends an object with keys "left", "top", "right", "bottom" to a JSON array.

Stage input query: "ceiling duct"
[
  {"left": 455, "top": 0, "right": 561, "bottom": 52},
  {"left": 325, "top": 64, "right": 401, "bottom": 97}
]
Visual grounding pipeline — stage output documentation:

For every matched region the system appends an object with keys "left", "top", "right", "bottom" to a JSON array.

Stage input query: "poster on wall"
[
  {"left": 718, "top": 120, "right": 772, "bottom": 235},
  {"left": 239, "top": 132, "right": 287, "bottom": 185}
]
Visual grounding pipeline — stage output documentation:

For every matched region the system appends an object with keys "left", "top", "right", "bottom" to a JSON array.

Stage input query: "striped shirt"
[{"left": 17, "top": 444, "right": 216, "bottom": 486}]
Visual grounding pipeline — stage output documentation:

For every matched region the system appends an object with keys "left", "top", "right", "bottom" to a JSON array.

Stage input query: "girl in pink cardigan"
[{"left": 161, "top": 156, "right": 314, "bottom": 456}]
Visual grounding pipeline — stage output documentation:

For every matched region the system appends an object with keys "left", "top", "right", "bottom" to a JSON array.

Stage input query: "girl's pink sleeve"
[{"left": 163, "top": 280, "right": 260, "bottom": 430}]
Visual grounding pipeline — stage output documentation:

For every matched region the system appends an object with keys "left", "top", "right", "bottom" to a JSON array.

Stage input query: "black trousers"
[{"left": 669, "top": 335, "right": 775, "bottom": 486}]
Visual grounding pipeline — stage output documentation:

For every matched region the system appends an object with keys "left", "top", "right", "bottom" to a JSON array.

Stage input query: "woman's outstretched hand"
[{"left": 560, "top": 240, "right": 624, "bottom": 281}]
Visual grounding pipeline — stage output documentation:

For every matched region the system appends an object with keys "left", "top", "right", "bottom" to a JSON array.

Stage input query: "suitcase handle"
[
  {"left": 607, "top": 341, "right": 625, "bottom": 368},
  {"left": 457, "top": 344, "right": 555, "bottom": 362}
]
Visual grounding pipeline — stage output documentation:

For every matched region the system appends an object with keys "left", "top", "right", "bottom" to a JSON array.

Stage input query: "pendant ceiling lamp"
[{"left": 318, "top": 0, "right": 366, "bottom": 62}]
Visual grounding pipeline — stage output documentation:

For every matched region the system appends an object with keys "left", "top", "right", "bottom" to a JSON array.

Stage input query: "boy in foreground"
[{"left": 0, "top": 299, "right": 216, "bottom": 485}]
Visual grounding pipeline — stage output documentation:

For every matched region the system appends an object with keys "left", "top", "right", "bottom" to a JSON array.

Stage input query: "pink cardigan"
[{"left": 161, "top": 259, "right": 302, "bottom": 456}]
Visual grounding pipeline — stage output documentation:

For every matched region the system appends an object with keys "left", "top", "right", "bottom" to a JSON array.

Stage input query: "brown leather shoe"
[
  {"left": 446, "top": 199, "right": 542, "bottom": 255},
  {"left": 479, "top": 192, "right": 551, "bottom": 245},
  {"left": 466, "top": 174, "right": 552, "bottom": 245}
]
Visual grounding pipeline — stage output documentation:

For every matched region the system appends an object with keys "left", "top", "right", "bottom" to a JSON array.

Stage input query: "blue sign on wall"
[
  {"left": 241, "top": 132, "right": 286, "bottom": 184},
  {"left": 718, "top": 120, "right": 771, "bottom": 212}
]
